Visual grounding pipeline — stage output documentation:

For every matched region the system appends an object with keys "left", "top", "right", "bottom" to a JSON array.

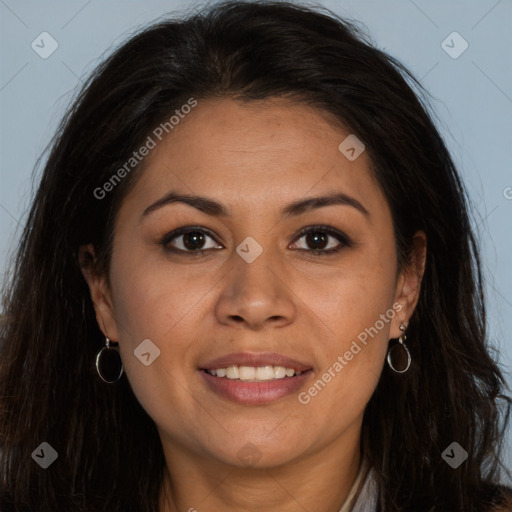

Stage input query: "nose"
[{"left": 214, "top": 247, "right": 297, "bottom": 330}]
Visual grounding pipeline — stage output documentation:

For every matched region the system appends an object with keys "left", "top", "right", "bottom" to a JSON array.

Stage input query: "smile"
[
  {"left": 204, "top": 365, "right": 304, "bottom": 381},
  {"left": 199, "top": 367, "right": 313, "bottom": 405}
]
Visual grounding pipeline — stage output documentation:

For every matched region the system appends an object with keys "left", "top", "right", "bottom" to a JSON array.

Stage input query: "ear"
[
  {"left": 79, "top": 244, "right": 120, "bottom": 342},
  {"left": 390, "top": 231, "right": 427, "bottom": 338}
]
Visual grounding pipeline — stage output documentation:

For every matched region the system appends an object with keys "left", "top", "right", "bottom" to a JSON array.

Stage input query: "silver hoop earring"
[
  {"left": 96, "top": 337, "right": 124, "bottom": 383},
  {"left": 387, "top": 323, "right": 411, "bottom": 374}
]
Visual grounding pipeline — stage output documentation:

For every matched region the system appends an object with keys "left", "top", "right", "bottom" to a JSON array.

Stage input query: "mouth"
[{"left": 198, "top": 352, "right": 313, "bottom": 405}]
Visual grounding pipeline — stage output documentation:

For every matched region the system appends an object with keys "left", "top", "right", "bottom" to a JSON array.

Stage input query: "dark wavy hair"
[{"left": 0, "top": 1, "right": 511, "bottom": 510}]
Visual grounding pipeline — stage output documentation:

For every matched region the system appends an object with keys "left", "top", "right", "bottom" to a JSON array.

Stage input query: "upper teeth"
[{"left": 206, "top": 365, "right": 302, "bottom": 381}]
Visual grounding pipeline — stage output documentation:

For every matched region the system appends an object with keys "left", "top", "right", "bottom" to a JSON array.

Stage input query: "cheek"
[
  {"left": 107, "top": 255, "right": 202, "bottom": 432},
  {"left": 108, "top": 243, "right": 210, "bottom": 345},
  {"left": 300, "top": 242, "right": 397, "bottom": 410},
  {"left": 308, "top": 239, "right": 397, "bottom": 344},
  {"left": 106, "top": 247, "right": 194, "bottom": 393}
]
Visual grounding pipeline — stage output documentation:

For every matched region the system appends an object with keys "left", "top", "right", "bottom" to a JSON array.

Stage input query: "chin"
[{"left": 205, "top": 439, "right": 304, "bottom": 470}]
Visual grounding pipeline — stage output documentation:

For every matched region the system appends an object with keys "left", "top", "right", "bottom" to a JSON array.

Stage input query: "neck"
[{"left": 158, "top": 423, "right": 362, "bottom": 512}]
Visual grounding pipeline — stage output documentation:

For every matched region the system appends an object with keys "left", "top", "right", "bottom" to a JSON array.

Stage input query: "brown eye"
[
  {"left": 160, "top": 225, "right": 351, "bottom": 256},
  {"left": 304, "top": 231, "right": 329, "bottom": 251},
  {"left": 291, "top": 226, "right": 351, "bottom": 254},
  {"left": 161, "top": 227, "right": 222, "bottom": 253},
  {"left": 181, "top": 232, "right": 207, "bottom": 250}
]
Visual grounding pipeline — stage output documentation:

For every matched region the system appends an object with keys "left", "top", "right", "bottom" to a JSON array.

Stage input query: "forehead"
[{"left": 120, "top": 97, "right": 389, "bottom": 221}]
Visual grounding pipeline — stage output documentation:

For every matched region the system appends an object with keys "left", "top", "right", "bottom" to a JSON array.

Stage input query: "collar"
[{"left": 338, "top": 459, "right": 379, "bottom": 512}]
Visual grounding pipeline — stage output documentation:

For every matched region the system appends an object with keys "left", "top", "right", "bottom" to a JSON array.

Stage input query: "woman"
[{"left": 0, "top": 1, "right": 510, "bottom": 510}]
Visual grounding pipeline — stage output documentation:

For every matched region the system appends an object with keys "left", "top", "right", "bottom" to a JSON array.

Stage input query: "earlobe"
[{"left": 78, "top": 244, "right": 120, "bottom": 341}]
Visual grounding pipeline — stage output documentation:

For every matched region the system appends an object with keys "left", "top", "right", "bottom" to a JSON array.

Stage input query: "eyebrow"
[{"left": 141, "top": 190, "right": 370, "bottom": 221}]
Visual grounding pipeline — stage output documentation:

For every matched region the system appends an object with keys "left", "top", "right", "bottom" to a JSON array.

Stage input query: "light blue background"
[{"left": 1, "top": 0, "right": 511, "bottom": 472}]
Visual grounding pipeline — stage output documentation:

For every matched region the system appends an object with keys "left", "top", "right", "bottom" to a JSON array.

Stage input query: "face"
[{"left": 84, "top": 97, "right": 425, "bottom": 469}]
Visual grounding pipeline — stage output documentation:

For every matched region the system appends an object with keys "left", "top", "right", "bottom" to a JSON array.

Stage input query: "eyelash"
[{"left": 159, "top": 225, "right": 352, "bottom": 256}]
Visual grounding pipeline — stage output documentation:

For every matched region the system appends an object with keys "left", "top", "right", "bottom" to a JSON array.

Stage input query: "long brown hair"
[{"left": 1, "top": 1, "right": 511, "bottom": 510}]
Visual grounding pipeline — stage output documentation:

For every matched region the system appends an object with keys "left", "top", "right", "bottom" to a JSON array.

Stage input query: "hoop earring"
[
  {"left": 387, "top": 323, "right": 411, "bottom": 374},
  {"left": 96, "top": 337, "right": 124, "bottom": 383}
]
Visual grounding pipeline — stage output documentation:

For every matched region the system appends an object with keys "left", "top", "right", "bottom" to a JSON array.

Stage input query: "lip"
[
  {"left": 198, "top": 352, "right": 314, "bottom": 405},
  {"left": 199, "top": 352, "right": 313, "bottom": 373},
  {"left": 199, "top": 368, "right": 313, "bottom": 405}
]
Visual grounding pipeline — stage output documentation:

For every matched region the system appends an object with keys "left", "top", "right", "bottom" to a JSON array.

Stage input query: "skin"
[{"left": 81, "top": 97, "right": 426, "bottom": 512}]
